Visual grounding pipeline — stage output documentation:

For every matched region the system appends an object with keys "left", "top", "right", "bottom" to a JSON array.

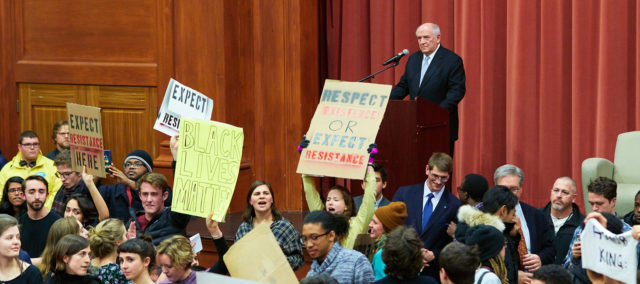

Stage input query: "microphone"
[{"left": 382, "top": 49, "right": 409, "bottom": 66}]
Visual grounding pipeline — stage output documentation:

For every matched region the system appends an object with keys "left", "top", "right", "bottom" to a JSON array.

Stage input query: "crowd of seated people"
[{"left": 0, "top": 124, "right": 639, "bottom": 284}]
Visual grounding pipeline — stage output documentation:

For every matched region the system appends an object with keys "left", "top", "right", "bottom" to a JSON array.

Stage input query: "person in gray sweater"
[{"left": 302, "top": 210, "right": 375, "bottom": 283}]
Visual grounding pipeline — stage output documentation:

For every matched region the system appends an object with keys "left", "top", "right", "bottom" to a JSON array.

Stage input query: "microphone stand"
[{"left": 357, "top": 60, "right": 400, "bottom": 82}]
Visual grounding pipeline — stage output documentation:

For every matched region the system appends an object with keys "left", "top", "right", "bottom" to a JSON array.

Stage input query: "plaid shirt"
[
  {"left": 51, "top": 180, "right": 89, "bottom": 216},
  {"left": 235, "top": 217, "right": 304, "bottom": 270}
]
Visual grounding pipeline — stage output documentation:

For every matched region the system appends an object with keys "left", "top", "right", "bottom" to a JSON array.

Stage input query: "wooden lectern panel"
[{"left": 350, "top": 99, "right": 450, "bottom": 199}]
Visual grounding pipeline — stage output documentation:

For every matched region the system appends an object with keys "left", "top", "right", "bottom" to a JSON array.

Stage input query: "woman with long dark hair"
[
  {"left": 0, "top": 176, "right": 26, "bottom": 218},
  {"left": 64, "top": 194, "right": 100, "bottom": 229},
  {"left": 235, "top": 180, "right": 304, "bottom": 270}
]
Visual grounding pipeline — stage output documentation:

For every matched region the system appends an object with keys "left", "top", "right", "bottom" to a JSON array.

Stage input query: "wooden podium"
[{"left": 350, "top": 98, "right": 450, "bottom": 199}]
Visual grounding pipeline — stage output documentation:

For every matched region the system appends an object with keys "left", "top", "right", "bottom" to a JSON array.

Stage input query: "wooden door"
[{"left": 19, "top": 83, "right": 157, "bottom": 171}]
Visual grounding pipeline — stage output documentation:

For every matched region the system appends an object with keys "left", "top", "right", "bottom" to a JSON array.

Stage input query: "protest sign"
[
  {"left": 67, "top": 103, "right": 106, "bottom": 178},
  {"left": 196, "top": 272, "right": 261, "bottom": 284},
  {"left": 582, "top": 218, "right": 638, "bottom": 284},
  {"left": 224, "top": 223, "right": 298, "bottom": 283},
  {"left": 297, "top": 79, "right": 392, "bottom": 179},
  {"left": 154, "top": 78, "right": 214, "bottom": 136},
  {"left": 171, "top": 118, "right": 243, "bottom": 221}
]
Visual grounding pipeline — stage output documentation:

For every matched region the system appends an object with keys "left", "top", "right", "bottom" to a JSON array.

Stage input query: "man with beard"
[
  {"left": 99, "top": 150, "right": 171, "bottom": 223},
  {"left": 45, "top": 120, "right": 70, "bottom": 160},
  {"left": 540, "top": 177, "right": 584, "bottom": 265},
  {"left": 18, "top": 175, "right": 61, "bottom": 257},
  {"left": 0, "top": 131, "right": 62, "bottom": 207}
]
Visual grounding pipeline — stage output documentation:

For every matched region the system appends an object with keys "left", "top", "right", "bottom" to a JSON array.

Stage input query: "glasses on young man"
[
  {"left": 20, "top": 143, "right": 40, "bottom": 148},
  {"left": 430, "top": 173, "right": 449, "bottom": 183},
  {"left": 124, "top": 161, "right": 145, "bottom": 168},
  {"left": 300, "top": 232, "right": 330, "bottom": 244}
]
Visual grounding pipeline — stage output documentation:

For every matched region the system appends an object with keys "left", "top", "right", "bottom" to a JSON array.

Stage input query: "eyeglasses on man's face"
[
  {"left": 20, "top": 143, "right": 40, "bottom": 148},
  {"left": 300, "top": 231, "right": 330, "bottom": 244},
  {"left": 125, "top": 161, "right": 145, "bottom": 168}
]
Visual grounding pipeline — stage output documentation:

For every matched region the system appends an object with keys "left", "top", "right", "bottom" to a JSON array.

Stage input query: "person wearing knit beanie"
[
  {"left": 369, "top": 202, "right": 408, "bottom": 281},
  {"left": 369, "top": 202, "right": 408, "bottom": 239},
  {"left": 122, "top": 150, "right": 153, "bottom": 181},
  {"left": 465, "top": 224, "right": 508, "bottom": 284},
  {"left": 124, "top": 150, "right": 153, "bottom": 173}
]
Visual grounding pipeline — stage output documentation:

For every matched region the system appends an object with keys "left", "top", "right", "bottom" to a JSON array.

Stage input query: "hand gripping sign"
[
  {"left": 297, "top": 79, "right": 391, "bottom": 179},
  {"left": 581, "top": 218, "right": 638, "bottom": 284}
]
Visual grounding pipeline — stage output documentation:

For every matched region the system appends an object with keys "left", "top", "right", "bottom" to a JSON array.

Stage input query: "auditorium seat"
[{"left": 582, "top": 131, "right": 640, "bottom": 216}]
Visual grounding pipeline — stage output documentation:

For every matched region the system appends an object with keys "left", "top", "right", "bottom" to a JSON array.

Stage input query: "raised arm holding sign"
[
  {"left": 296, "top": 79, "right": 391, "bottom": 179},
  {"left": 581, "top": 216, "right": 638, "bottom": 284}
]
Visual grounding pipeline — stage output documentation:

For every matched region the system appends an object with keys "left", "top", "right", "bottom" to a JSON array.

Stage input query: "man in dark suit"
[
  {"left": 494, "top": 164, "right": 555, "bottom": 272},
  {"left": 353, "top": 163, "right": 390, "bottom": 213},
  {"left": 390, "top": 22, "right": 466, "bottom": 153},
  {"left": 392, "top": 152, "right": 460, "bottom": 278}
]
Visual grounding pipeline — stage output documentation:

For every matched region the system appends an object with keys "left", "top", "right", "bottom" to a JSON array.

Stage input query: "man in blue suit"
[{"left": 392, "top": 152, "right": 460, "bottom": 279}]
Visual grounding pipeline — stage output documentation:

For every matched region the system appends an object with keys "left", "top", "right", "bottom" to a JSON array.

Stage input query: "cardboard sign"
[
  {"left": 154, "top": 78, "right": 214, "bottom": 136},
  {"left": 297, "top": 79, "right": 391, "bottom": 179},
  {"left": 66, "top": 103, "right": 106, "bottom": 178},
  {"left": 581, "top": 218, "right": 638, "bottom": 284},
  {"left": 196, "top": 272, "right": 261, "bottom": 283},
  {"left": 171, "top": 118, "right": 243, "bottom": 221},
  {"left": 224, "top": 223, "right": 298, "bottom": 283}
]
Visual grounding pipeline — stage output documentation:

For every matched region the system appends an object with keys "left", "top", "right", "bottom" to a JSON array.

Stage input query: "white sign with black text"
[
  {"left": 153, "top": 78, "right": 214, "bottom": 136},
  {"left": 581, "top": 218, "right": 638, "bottom": 284}
]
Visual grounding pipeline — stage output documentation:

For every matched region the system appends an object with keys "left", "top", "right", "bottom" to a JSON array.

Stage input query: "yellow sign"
[
  {"left": 67, "top": 103, "right": 105, "bottom": 178},
  {"left": 172, "top": 118, "right": 244, "bottom": 221},
  {"left": 297, "top": 79, "right": 391, "bottom": 179}
]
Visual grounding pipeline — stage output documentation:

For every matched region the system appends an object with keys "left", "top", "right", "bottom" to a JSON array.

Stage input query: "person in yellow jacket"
[
  {"left": 0, "top": 131, "right": 62, "bottom": 209},
  {"left": 299, "top": 137, "right": 379, "bottom": 249}
]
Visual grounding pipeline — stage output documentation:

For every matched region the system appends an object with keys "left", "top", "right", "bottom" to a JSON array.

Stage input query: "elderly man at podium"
[{"left": 390, "top": 22, "right": 465, "bottom": 155}]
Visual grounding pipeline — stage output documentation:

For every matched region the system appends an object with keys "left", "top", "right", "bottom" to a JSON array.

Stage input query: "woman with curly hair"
[{"left": 376, "top": 226, "right": 437, "bottom": 283}]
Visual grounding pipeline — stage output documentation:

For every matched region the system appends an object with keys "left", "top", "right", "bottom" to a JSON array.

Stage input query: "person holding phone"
[{"left": 98, "top": 149, "right": 171, "bottom": 223}]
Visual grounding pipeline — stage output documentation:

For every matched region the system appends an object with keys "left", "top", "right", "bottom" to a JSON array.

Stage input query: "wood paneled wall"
[{"left": 1, "top": 0, "right": 322, "bottom": 212}]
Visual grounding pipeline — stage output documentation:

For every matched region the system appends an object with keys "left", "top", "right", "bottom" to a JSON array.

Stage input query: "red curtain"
[{"left": 325, "top": 0, "right": 640, "bottom": 210}]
